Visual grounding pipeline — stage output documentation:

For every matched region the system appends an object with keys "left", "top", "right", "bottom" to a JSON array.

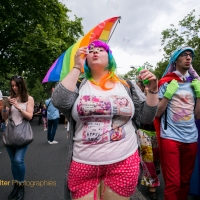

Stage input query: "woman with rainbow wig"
[{"left": 52, "top": 40, "right": 159, "bottom": 200}]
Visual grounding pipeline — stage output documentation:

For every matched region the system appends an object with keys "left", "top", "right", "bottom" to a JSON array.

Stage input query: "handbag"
[{"left": 2, "top": 117, "right": 33, "bottom": 147}]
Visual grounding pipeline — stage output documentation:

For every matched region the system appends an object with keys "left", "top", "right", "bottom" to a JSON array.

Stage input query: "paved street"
[{"left": 0, "top": 117, "right": 198, "bottom": 200}]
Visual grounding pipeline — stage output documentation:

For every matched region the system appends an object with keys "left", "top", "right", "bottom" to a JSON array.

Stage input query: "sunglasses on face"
[
  {"left": 11, "top": 76, "right": 22, "bottom": 79},
  {"left": 179, "top": 53, "right": 194, "bottom": 59}
]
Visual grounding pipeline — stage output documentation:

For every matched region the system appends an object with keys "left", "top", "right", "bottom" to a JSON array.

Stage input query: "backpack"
[{"left": 45, "top": 100, "right": 51, "bottom": 117}]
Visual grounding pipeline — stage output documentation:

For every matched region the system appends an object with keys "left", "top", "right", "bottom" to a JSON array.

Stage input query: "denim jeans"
[
  {"left": 6, "top": 145, "right": 28, "bottom": 182},
  {"left": 47, "top": 118, "right": 59, "bottom": 142}
]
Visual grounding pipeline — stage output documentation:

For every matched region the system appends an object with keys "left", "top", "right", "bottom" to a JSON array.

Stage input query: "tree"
[
  {"left": 0, "top": 0, "right": 83, "bottom": 82},
  {"left": 123, "top": 62, "right": 155, "bottom": 82},
  {"left": 123, "top": 68, "right": 137, "bottom": 81},
  {"left": 154, "top": 61, "right": 169, "bottom": 80},
  {"left": 0, "top": 77, "right": 10, "bottom": 96},
  {"left": 154, "top": 10, "right": 200, "bottom": 79},
  {"left": 28, "top": 79, "right": 49, "bottom": 104}
]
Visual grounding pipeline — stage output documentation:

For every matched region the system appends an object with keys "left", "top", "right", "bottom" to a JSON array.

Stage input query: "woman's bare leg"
[
  {"left": 100, "top": 181, "right": 130, "bottom": 200},
  {"left": 72, "top": 184, "right": 100, "bottom": 200}
]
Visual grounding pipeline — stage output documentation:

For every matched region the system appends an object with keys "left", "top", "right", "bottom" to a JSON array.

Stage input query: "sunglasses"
[{"left": 11, "top": 75, "right": 22, "bottom": 79}]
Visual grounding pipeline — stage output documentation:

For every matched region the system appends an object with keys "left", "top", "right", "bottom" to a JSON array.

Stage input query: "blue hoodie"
[{"left": 45, "top": 98, "right": 60, "bottom": 120}]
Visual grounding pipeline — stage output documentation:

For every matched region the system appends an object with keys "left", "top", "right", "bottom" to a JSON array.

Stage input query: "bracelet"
[
  {"left": 73, "top": 67, "right": 81, "bottom": 72},
  {"left": 148, "top": 89, "right": 158, "bottom": 94},
  {"left": 18, "top": 108, "right": 23, "bottom": 113},
  {"left": 2, "top": 109, "right": 7, "bottom": 113}
]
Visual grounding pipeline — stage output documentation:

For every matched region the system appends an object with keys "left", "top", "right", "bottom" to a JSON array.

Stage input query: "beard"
[{"left": 182, "top": 65, "right": 190, "bottom": 71}]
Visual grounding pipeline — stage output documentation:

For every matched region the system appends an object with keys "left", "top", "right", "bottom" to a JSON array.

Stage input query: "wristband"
[
  {"left": 148, "top": 89, "right": 158, "bottom": 94},
  {"left": 2, "top": 109, "right": 7, "bottom": 113},
  {"left": 73, "top": 67, "right": 81, "bottom": 72}
]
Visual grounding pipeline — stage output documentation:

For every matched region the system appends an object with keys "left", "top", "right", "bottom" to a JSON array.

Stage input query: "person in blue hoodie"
[
  {"left": 155, "top": 46, "right": 200, "bottom": 200},
  {"left": 45, "top": 87, "right": 60, "bottom": 144}
]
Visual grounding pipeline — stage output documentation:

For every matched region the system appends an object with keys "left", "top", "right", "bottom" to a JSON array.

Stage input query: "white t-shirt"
[{"left": 71, "top": 81, "right": 138, "bottom": 165}]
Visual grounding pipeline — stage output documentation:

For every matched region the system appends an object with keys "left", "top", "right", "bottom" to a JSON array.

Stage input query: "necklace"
[{"left": 16, "top": 98, "right": 21, "bottom": 103}]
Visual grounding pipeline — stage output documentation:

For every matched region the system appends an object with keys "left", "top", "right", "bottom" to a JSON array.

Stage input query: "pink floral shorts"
[{"left": 68, "top": 150, "right": 140, "bottom": 199}]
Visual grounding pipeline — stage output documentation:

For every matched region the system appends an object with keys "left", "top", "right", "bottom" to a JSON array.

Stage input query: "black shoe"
[
  {"left": 16, "top": 185, "right": 24, "bottom": 200},
  {"left": 8, "top": 183, "right": 18, "bottom": 200},
  {"left": 149, "top": 191, "right": 158, "bottom": 200}
]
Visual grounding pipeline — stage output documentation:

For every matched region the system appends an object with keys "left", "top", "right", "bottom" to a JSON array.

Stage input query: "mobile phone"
[{"left": 2, "top": 96, "right": 11, "bottom": 108}]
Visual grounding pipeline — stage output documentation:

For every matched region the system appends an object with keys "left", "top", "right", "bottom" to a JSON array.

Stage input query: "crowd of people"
[
  {"left": 33, "top": 98, "right": 67, "bottom": 140},
  {"left": 0, "top": 40, "right": 200, "bottom": 200}
]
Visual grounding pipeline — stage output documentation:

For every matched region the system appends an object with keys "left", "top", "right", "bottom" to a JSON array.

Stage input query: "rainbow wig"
[{"left": 84, "top": 40, "right": 128, "bottom": 90}]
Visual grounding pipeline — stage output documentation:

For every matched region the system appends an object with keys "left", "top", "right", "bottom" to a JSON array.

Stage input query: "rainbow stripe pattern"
[{"left": 42, "top": 16, "right": 121, "bottom": 83}]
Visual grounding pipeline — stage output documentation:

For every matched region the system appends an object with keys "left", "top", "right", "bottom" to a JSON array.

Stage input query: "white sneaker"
[
  {"left": 49, "top": 141, "right": 58, "bottom": 144},
  {"left": 44, "top": 128, "right": 47, "bottom": 131}
]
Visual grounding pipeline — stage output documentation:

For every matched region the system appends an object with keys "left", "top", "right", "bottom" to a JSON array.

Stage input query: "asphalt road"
[{"left": 0, "top": 117, "right": 198, "bottom": 200}]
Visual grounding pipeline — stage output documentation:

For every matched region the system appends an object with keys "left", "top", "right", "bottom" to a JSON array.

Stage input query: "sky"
[{"left": 61, "top": 0, "right": 199, "bottom": 75}]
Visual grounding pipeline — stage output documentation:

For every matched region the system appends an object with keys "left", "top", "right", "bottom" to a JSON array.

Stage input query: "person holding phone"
[{"left": 1, "top": 76, "right": 34, "bottom": 200}]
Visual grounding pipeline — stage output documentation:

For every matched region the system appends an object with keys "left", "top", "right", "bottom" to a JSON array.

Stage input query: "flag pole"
[{"left": 107, "top": 16, "right": 121, "bottom": 43}]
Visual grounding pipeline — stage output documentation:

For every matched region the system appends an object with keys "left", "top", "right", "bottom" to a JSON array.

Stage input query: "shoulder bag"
[
  {"left": 2, "top": 117, "right": 33, "bottom": 148},
  {"left": 45, "top": 100, "right": 51, "bottom": 117}
]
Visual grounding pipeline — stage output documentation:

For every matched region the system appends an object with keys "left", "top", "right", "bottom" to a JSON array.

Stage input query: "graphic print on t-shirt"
[
  {"left": 77, "top": 95, "right": 132, "bottom": 144},
  {"left": 170, "top": 90, "right": 194, "bottom": 122},
  {"left": 110, "top": 126, "right": 125, "bottom": 142}
]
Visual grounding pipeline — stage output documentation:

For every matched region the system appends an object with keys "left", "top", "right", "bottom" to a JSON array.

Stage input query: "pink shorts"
[{"left": 68, "top": 150, "right": 140, "bottom": 199}]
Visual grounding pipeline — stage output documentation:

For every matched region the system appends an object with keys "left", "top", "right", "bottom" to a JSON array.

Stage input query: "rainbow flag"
[{"left": 42, "top": 16, "right": 121, "bottom": 83}]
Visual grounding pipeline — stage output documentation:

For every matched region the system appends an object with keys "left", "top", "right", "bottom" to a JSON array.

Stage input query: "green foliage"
[
  {"left": 154, "top": 60, "right": 168, "bottom": 80},
  {"left": 122, "top": 62, "right": 155, "bottom": 82},
  {"left": 0, "top": 0, "right": 83, "bottom": 101},
  {"left": 143, "top": 62, "right": 154, "bottom": 72},
  {"left": 0, "top": 77, "right": 10, "bottom": 96},
  {"left": 155, "top": 9, "right": 200, "bottom": 78},
  {"left": 0, "top": 0, "right": 83, "bottom": 79},
  {"left": 28, "top": 79, "right": 48, "bottom": 104},
  {"left": 123, "top": 68, "right": 137, "bottom": 81}
]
